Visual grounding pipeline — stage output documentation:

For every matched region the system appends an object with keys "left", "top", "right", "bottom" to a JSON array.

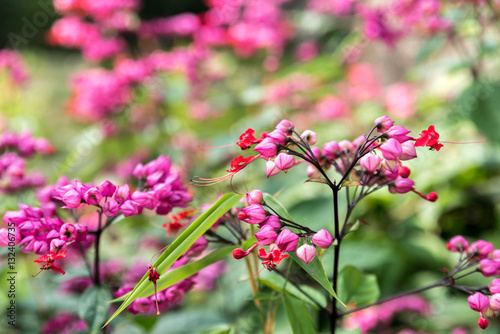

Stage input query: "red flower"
[
  {"left": 259, "top": 245, "right": 289, "bottom": 271},
  {"left": 34, "top": 252, "right": 67, "bottom": 276},
  {"left": 192, "top": 154, "right": 260, "bottom": 186},
  {"left": 236, "top": 129, "right": 267, "bottom": 150},
  {"left": 414, "top": 125, "right": 443, "bottom": 151}
]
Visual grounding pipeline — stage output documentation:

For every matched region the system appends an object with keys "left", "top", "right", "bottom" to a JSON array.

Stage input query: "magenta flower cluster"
[
  {"left": 0, "top": 130, "right": 54, "bottom": 193},
  {"left": 0, "top": 49, "right": 30, "bottom": 86}
]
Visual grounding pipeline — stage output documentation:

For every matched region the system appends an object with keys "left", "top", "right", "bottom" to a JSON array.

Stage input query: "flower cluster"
[
  {"left": 233, "top": 189, "right": 334, "bottom": 269},
  {"left": 0, "top": 130, "right": 54, "bottom": 193},
  {"left": 447, "top": 235, "right": 500, "bottom": 329}
]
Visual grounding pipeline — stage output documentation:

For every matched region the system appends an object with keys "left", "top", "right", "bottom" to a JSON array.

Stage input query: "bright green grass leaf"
[
  {"left": 283, "top": 294, "right": 317, "bottom": 334},
  {"left": 263, "top": 193, "right": 344, "bottom": 306},
  {"left": 79, "top": 285, "right": 112, "bottom": 334},
  {"left": 104, "top": 193, "right": 242, "bottom": 327},
  {"left": 338, "top": 265, "right": 380, "bottom": 306}
]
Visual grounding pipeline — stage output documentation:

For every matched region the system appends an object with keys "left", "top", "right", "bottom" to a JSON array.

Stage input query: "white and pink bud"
[
  {"left": 274, "top": 153, "right": 295, "bottom": 172},
  {"left": 469, "top": 240, "right": 494, "bottom": 259},
  {"left": 400, "top": 141, "right": 417, "bottom": 160},
  {"left": 381, "top": 159, "right": 399, "bottom": 173},
  {"left": 339, "top": 140, "right": 355, "bottom": 153},
  {"left": 296, "top": 244, "right": 316, "bottom": 264},
  {"left": 385, "top": 125, "right": 411, "bottom": 143},
  {"left": 374, "top": 115, "right": 394, "bottom": 133},
  {"left": 490, "top": 279, "right": 500, "bottom": 294},
  {"left": 300, "top": 130, "right": 317, "bottom": 145},
  {"left": 246, "top": 190, "right": 264, "bottom": 205},
  {"left": 468, "top": 293, "right": 490, "bottom": 313},
  {"left": 489, "top": 294, "right": 500, "bottom": 311},
  {"left": 238, "top": 204, "right": 267, "bottom": 224},
  {"left": 479, "top": 259, "right": 500, "bottom": 277},
  {"left": 323, "top": 141, "right": 340, "bottom": 160},
  {"left": 266, "top": 159, "right": 281, "bottom": 178},
  {"left": 360, "top": 154, "right": 381, "bottom": 173},
  {"left": 275, "top": 119, "right": 295, "bottom": 135},
  {"left": 388, "top": 177, "right": 415, "bottom": 194},
  {"left": 260, "top": 215, "right": 282, "bottom": 229},
  {"left": 267, "top": 130, "right": 287, "bottom": 145},
  {"left": 312, "top": 229, "right": 334, "bottom": 249}
]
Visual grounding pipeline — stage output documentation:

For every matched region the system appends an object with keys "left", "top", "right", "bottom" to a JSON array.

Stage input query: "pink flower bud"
[
  {"left": 254, "top": 138, "right": 278, "bottom": 158},
  {"left": 74, "top": 223, "right": 88, "bottom": 241},
  {"left": 98, "top": 180, "right": 116, "bottom": 197},
  {"left": 83, "top": 187, "right": 103, "bottom": 205},
  {"left": 493, "top": 250, "right": 500, "bottom": 261},
  {"left": 300, "top": 130, "right": 317, "bottom": 145},
  {"left": 388, "top": 177, "right": 414, "bottom": 194},
  {"left": 425, "top": 192, "right": 438, "bottom": 202},
  {"left": 489, "top": 294, "right": 500, "bottom": 311},
  {"left": 50, "top": 238, "right": 67, "bottom": 253},
  {"left": 276, "top": 229, "right": 299, "bottom": 252},
  {"left": 400, "top": 141, "right": 417, "bottom": 160},
  {"left": 296, "top": 244, "right": 316, "bottom": 263},
  {"left": 246, "top": 190, "right": 264, "bottom": 205},
  {"left": 255, "top": 225, "right": 278, "bottom": 245},
  {"left": 121, "top": 200, "right": 141, "bottom": 217},
  {"left": 323, "top": 141, "right": 340, "bottom": 160},
  {"left": 60, "top": 223, "right": 77, "bottom": 242},
  {"left": 266, "top": 159, "right": 281, "bottom": 178},
  {"left": 480, "top": 259, "right": 500, "bottom": 277},
  {"left": 447, "top": 236, "right": 469, "bottom": 252},
  {"left": 379, "top": 138, "right": 402, "bottom": 160},
  {"left": 103, "top": 199, "right": 120, "bottom": 217},
  {"left": 238, "top": 204, "right": 267, "bottom": 224},
  {"left": 274, "top": 153, "right": 295, "bottom": 172},
  {"left": 386, "top": 125, "right": 411, "bottom": 143},
  {"left": 374, "top": 115, "right": 394, "bottom": 133},
  {"left": 339, "top": 140, "right": 355, "bottom": 153},
  {"left": 267, "top": 130, "right": 287, "bottom": 145},
  {"left": 276, "top": 119, "right": 295, "bottom": 135},
  {"left": 490, "top": 279, "right": 500, "bottom": 294},
  {"left": 312, "top": 229, "right": 334, "bottom": 249},
  {"left": 381, "top": 159, "right": 398, "bottom": 173},
  {"left": 468, "top": 293, "right": 489, "bottom": 312},
  {"left": 233, "top": 248, "right": 246, "bottom": 259},
  {"left": 469, "top": 240, "right": 494, "bottom": 259},
  {"left": 62, "top": 189, "right": 82, "bottom": 209},
  {"left": 307, "top": 164, "right": 322, "bottom": 178},
  {"left": 132, "top": 191, "right": 159, "bottom": 210},
  {"left": 260, "top": 215, "right": 282, "bottom": 229},
  {"left": 360, "top": 154, "right": 381, "bottom": 173},
  {"left": 115, "top": 184, "right": 131, "bottom": 204},
  {"left": 353, "top": 135, "right": 366, "bottom": 148}
]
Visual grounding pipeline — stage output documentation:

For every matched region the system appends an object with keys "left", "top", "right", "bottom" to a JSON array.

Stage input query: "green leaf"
[
  {"left": 263, "top": 193, "right": 344, "bottom": 306},
  {"left": 455, "top": 80, "right": 500, "bottom": 144},
  {"left": 78, "top": 285, "right": 112, "bottom": 334},
  {"left": 104, "top": 193, "right": 243, "bottom": 327},
  {"left": 341, "top": 180, "right": 362, "bottom": 187},
  {"left": 283, "top": 294, "right": 317, "bottom": 334},
  {"left": 338, "top": 265, "right": 380, "bottom": 306},
  {"left": 259, "top": 272, "right": 327, "bottom": 309}
]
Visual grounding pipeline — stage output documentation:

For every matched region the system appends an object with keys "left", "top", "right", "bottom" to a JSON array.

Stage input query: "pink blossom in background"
[
  {"left": 345, "top": 63, "right": 381, "bottom": 103},
  {"left": 385, "top": 83, "right": 416, "bottom": 118},
  {"left": 315, "top": 95, "right": 350, "bottom": 119},
  {"left": 0, "top": 49, "right": 30, "bottom": 86},
  {"left": 295, "top": 41, "right": 319, "bottom": 62}
]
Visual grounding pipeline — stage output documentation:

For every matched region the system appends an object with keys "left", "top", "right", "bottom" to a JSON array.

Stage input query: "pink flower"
[
  {"left": 468, "top": 293, "right": 489, "bottom": 313},
  {"left": 360, "top": 154, "right": 381, "bottom": 173},
  {"left": 388, "top": 177, "right": 415, "bottom": 194},
  {"left": 260, "top": 215, "right": 282, "bottom": 229},
  {"left": 97, "top": 180, "right": 116, "bottom": 197},
  {"left": 274, "top": 153, "right": 295, "bottom": 172},
  {"left": 469, "top": 240, "right": 494, "bottom": 259},
  {"left": 300, "top": 130, "right": 318, "bottom": 145},
  {"left": 323, "top": 141, "right": 340, "bottom": 160},
  {"left": 400, "top": 142, "right": 417, "bottom": 161},
  {"left": 385, "top": 126, "right": 411, "bottom": 143},
  {"left": 275, "top": 119, "right": 295, "bottom": 135},
  {"left": 62, "top": 189, "right": 82, "bottom": 209},
  {"left": 379, "top": 139, "right": 402, "bottom": 160},
  {"left": 265, "top": 159, "right": 281, "bottom": 178},
  {"left": 490, "top": 279, "right": 500, "bottom": 294},
  {"left": 385, "top": 83, "right": 415, "bottom": 118},
  {"left": 103, "top": 199, "right": 120, "bottom": 217},
  {"left": 238, "top": 204, "right": 267, "bottom": 224},
  {"left": 489, "top": 294, "right": 500, "bottom": 311},
  {"left": 121, "top": 200, "right": 141, "bottom": 217},
  {"left": 255, "top": 225, "right": 278, "bottom": 245},
  {"left": 254, "top": 138, "right": 278, "bottom": 158},
  {"left": 312, "top": 229, "right": 334, "bottom": 249},
  {"left": 83, "top": 187, "right": 103, "bottom": 205},
  {"left": 296, "top": 244, "right": 316, "bottom": 263},
  {"left": 316, "top": 96, "right": 350, "bottom": 120},
  {"left": 447, "top": 236, "right": 469, "bottom": 252},
  {"left": 295, "top": 41, "right": 319, "bottom": 62},
  {"left": 480, "top": 259, "right": 500, "bottom": 277},
  {"left": 246, "top": 190, "right": 264, "bottom": 205},
  {"left": 276, "top": 229, "right": 299, "bottom": 252}
]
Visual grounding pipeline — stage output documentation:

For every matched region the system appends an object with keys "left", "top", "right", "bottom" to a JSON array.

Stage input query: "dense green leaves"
[
  {"left": 104, "top": 193, "right": 243, "bottom": 327},
  {"left": 283, "top": 294, "right": 317, "bottom": 334}
]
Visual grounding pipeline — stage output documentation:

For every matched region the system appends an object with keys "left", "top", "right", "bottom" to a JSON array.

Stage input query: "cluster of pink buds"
[
  {"left": 54, "top": 155, "right": 191, "bottom": 217},
  {"left": 232, "top": 189, "right": 334, "bottom": 269},
  {"left": 0, "top": 49, "right": 29, "bottom": 86},
  {"left": 447, "top": 235, "right": 500, "bottom": 329},
  {"left": 0, "top": 130, "right": 54, "bottom": 193}
]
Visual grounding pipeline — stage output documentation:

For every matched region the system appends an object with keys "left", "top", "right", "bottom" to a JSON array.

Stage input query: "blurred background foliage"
[{"left": 2, "top": 0, "right": 500, "bottom": 333}]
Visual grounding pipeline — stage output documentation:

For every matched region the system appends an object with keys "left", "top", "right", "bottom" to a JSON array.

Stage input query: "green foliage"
[
  {"left": 78, "top": 286, "right": 113, "bottom": 334},
  {"left": 337, "top": 265, "right": 380, "bottom": 306},
  {"left": 283, "top": 294, "right": 317, "bottom": 334}
]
